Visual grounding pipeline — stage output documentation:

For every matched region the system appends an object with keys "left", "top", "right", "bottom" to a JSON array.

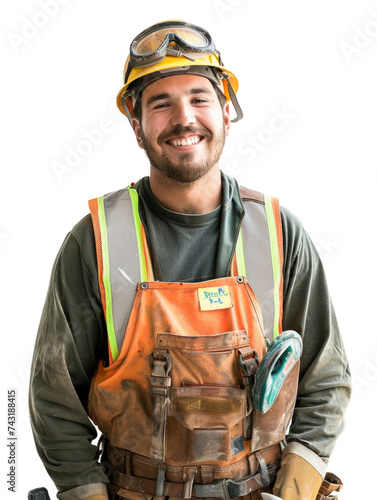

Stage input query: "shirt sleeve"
[
  {"left": 280, "top": 207, "right": 351, "bottom": 464},
  {"left": 29, "top": 215, "right": 110, "bottom": 493}
]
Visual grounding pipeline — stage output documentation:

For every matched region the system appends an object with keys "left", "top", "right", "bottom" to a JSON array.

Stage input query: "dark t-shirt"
[{"left": 137, "top": 176, "right": 222, "bottom": 282}]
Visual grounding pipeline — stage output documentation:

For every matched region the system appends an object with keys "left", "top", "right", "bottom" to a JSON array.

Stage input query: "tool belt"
[
  {"left": 104, "top": 441, "right": 281, "bottom": 499},
  {"left": 316, "top": 472, "right": 343, "bottom": 500}
]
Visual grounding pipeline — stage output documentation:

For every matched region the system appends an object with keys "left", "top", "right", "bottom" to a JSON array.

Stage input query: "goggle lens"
[{"left": 133, "top": 26, "right": 209, "bottom": 56}]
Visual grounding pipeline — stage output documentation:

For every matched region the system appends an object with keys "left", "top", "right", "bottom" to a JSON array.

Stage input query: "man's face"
[{"left": 132, "top": 74, "right": 230, "bottom": 184}]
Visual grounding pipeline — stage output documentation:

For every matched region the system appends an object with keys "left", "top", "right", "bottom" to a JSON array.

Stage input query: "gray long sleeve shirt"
[{"left": 29, "top": 174, "right": 351, "bottom": 495}]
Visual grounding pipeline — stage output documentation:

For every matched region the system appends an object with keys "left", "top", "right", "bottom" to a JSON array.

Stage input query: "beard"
[{"left": 140, "top": 123, "right": 226, "bottom": 184}]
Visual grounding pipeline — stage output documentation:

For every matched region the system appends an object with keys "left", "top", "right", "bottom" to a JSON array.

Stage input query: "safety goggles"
[{"left": 128, "top": 21, "right": 222, "bottom": 69}]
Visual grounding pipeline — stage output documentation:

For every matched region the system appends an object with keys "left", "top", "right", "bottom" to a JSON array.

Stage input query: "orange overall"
[{"left": 88, "top": 185, "right": 298, "bottom": 500}]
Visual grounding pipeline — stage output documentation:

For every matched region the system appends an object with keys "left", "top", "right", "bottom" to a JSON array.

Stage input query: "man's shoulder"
[
  {"left": 67, "top": 180, "right": 145, "bottom": 259},
  {"left": 71, "top": 213, "right": 95, "bottom": 246},
  {"left": 238, "top": 185, "right": 264, "bottom": 203},
  {"left": 234, "top": 178, "right": 307, "bottom": 253},
  {"left": 226, "top": 174, "right": 272, "bottom": 204},
  {"left": 54, "top": 213, "right": 97, "bottom": 274},
  {"left": 235, "top": 179, "right": 305, "bottom": 234},
  {"left": 279, "top": 205, "right": 307, "bottom": 240}
]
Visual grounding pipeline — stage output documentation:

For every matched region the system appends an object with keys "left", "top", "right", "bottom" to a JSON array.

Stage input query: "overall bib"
[{"left": 88, "top": 185, "right": 299, "bottom": 500}]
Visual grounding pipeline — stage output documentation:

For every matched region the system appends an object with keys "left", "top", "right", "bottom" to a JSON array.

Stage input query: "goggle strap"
[
  {"left": 224, "top": 75, "right": 244, "bottom": 123},
  {"left": 166, "top": 46, "right": 195, "bottom": 62}
]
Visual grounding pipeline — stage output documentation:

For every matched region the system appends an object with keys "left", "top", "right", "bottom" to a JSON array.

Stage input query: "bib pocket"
[{"left": 151, "top": 331, "right": 258, "bottom": 464}]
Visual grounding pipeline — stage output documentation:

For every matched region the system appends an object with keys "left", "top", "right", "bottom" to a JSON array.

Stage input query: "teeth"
[{"left": 171, "top": 136, "right": 200, "bottom": 146}]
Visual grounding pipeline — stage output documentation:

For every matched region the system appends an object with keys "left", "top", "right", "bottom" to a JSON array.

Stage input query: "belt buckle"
[{"left": 194, "top": 478, "right": 232, "bottom": 500}]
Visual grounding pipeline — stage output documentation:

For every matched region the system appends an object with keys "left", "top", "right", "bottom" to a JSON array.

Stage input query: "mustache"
[{"left": 157, "top": 126, "right": 212, "bottom": 146}]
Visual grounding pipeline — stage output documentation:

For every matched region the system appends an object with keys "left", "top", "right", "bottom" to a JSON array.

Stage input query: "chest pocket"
[{"left": 150, "top": 330, "right": 259, "bottom": 464}]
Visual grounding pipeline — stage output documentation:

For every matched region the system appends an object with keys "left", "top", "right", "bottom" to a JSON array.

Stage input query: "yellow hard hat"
[{"left": 116, "top": 21, "right": 242, "bottom": 123}]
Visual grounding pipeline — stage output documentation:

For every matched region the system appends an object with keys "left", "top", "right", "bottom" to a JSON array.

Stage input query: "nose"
[{"left": 170, "top": 100, "right": 196, "bottom": 127}]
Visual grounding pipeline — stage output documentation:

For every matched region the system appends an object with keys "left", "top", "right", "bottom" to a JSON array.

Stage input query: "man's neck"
[{"left": 149, "top": 168, "right": 222, "bottom": 214}]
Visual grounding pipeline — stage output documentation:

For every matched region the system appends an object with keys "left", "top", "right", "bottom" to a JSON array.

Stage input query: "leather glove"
[{"left": 273, "top": 453, "right": 322, "bottom": 500}]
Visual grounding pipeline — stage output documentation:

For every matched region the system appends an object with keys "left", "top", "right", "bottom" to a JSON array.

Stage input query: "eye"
[{"left": 153, "top": 102, "right": 170, "bottom": 109}]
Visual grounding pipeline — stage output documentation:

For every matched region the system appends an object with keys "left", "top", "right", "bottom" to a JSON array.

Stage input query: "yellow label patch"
[{"left": 198, "top": 286, "right": 232, "bottom": 311}]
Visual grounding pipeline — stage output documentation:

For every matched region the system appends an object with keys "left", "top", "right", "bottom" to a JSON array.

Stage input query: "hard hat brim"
[{"left": 116, "top": 55, "right": 239, "bottom": 117}]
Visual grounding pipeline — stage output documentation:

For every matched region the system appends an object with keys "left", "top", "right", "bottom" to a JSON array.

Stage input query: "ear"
[
  {"left": 223, "top": 103, "right": 231, "bottom": 136},
  {"left": 132, "top": 118, "right": 144, "bottom": 149}
]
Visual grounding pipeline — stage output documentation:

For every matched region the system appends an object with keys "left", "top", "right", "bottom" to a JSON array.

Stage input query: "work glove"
[{"left": 273, "top": 453, "right": 322, "bottom": 500}]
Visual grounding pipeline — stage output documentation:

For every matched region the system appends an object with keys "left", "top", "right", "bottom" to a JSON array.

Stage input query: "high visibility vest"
[
  {"left": 87, "top": 183, "right": 295, "bottom": 495},
  {"left": 88, "top": 184, "right": 283, "bottom": 365}
]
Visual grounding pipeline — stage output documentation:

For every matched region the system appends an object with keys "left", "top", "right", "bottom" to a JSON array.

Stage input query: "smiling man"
[{"left": 29, "top": 20, "right": 350, "bottom": 500}]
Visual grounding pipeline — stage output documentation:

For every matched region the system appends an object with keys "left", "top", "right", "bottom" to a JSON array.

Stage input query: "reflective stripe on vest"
[
  {"left": 89, "top": 185, "right": 283, "bottom": 364},
  {"left": 88, "top": 188, "right": 154, "bottom": 364},
  {"left": 237, "top": 189, "right": 283, "bottom": 340}
]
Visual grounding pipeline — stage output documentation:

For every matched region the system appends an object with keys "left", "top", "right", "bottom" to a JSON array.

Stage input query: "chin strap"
[
  {"left": 122, "top": 95, "right": 133, "bottom": 124},
  {"left": 220, "top": 72, "right": 244, "bottom": 122}
]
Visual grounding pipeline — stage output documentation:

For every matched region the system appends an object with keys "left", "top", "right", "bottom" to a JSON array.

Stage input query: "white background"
[{"left": 1, "top": 1, "right": 376, "bottom": 498}]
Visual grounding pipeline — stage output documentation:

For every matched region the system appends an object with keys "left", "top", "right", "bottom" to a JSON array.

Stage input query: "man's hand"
[{"left": 273, "top": 453, "right": 322, "bottom": 500}]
